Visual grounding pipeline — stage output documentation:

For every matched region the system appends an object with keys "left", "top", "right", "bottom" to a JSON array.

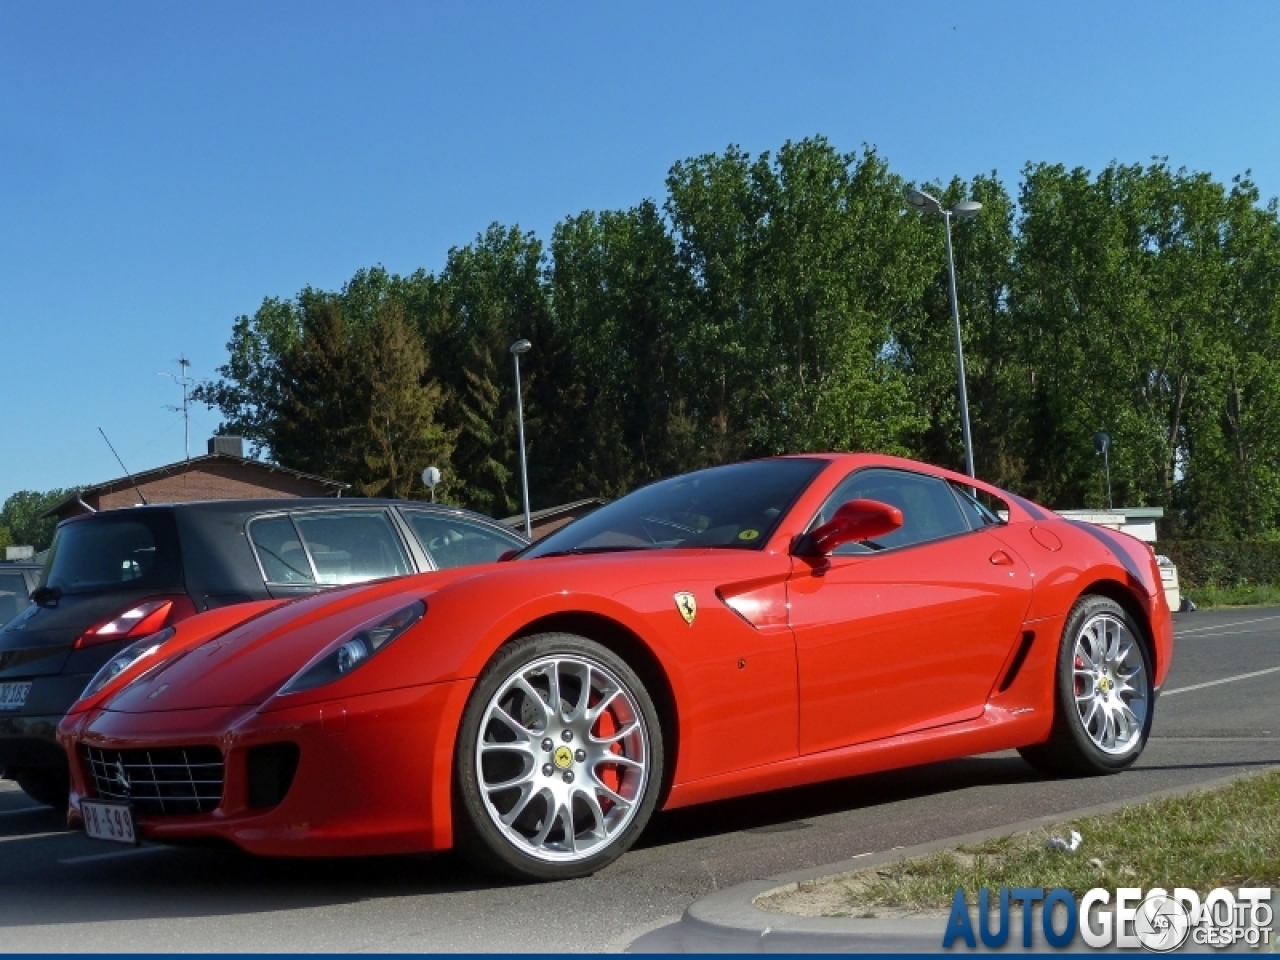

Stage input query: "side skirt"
[{"left": 661, "top": 706, "right": 1047, "bottom": 811}]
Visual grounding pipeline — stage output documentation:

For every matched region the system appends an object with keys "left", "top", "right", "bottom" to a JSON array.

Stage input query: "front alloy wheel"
[{"left": 455, "top": 634, "right": 663, "bottom": 880}]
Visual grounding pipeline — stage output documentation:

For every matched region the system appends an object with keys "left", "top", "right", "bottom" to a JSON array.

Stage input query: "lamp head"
[
  {"left": 510, "top": 339, "right": 532, "bottom": 355},
  {"left": 952, "top": 200, "right": 983, "bottom": 219},
  {"left": 905, "top": 188, "right": 943, "bottom": 216}
]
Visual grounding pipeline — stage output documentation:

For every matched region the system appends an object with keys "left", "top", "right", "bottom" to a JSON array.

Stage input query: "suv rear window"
[{"left": 41, "top": 513, "right": 183, "bottom": 595}]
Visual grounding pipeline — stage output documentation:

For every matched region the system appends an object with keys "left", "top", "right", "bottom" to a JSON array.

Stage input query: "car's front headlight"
[
  {"left": 278, "top": 600, "right": 425, "bottom": 695},
  {"left": 81, "top": 627, "right": 177, "bottom": 700}
]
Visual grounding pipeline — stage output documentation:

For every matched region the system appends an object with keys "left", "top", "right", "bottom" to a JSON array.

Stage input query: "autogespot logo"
[{"left": 942, "top": 886, "right": 1274, "bottom": 951}]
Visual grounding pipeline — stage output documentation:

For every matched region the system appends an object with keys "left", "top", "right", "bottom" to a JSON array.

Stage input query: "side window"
[
  {"left": 813, "top": 468, "right": 972, "bottom": 554},
  {"left": 949, "top": 482, "right": 1003, "bottom": 529},
  {"left": 402, "top": 511, "right": 524, "bottom": 570},
  {"left": 0, "top": 572, "right": 29, "bottom": 628},
  {"left": 292, "top": 511, "right": 412, "bottom": 585},
  {"left": 249, "top": 515, "right": 315, "bottom": 584}
]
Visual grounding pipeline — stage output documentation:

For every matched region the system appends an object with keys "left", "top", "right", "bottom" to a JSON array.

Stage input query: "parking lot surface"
[{"left": 1, "top": 606, "right": 1276, "bottom": 952}]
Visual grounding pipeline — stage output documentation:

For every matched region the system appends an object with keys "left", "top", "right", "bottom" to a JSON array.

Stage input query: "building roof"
[
  {"left": 1055, "top": 507, "right": 1165, "bottom": 522},
  {"left": 42, "top": 453, "right": 349, "bottom": 519},
  {"left": 500, "top": 498, "right": 608, "bottom": 529}
]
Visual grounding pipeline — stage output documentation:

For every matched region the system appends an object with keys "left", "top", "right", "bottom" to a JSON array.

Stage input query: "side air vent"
[{"left": 998, "top": 631, "right": 1037, "bottom": 693}]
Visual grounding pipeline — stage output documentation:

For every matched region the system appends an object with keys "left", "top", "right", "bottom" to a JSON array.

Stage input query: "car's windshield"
[
  {"left": 41, "top": 512, "right": 184, "bottom": 595},
  {"left": 521, "top": 458, "right": 828, "bottom": 559}
]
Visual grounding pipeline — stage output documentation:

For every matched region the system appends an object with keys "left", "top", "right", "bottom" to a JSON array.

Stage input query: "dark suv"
[{"left": 0, "top": 499, "right": 526, "bottom": 808}]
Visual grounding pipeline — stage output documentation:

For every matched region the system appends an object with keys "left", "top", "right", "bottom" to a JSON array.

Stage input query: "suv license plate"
[
  {"left": 82, "top": 801, "right": 136, "bottom": 845},
  {"left": 0, "top": 681, "right": 32, "bottom": 711}
]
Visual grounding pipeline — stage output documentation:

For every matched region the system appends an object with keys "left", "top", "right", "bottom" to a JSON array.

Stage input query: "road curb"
[{"left": 627, "top": 766, "right": 1279, "bottom": 953}]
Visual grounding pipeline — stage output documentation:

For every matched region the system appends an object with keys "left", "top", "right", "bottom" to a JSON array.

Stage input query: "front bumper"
[{"left": 60, "top": 678, "right": 473, "bottom": 857}]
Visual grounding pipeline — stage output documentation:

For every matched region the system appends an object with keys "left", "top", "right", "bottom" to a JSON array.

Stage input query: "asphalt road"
[{"left": 1, "top": 606, "right": 1276, "bottom": 952}]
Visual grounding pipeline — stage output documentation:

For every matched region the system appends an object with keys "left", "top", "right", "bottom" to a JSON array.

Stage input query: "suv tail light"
[{"left": 75, "top": 596, "right": 198, "bottom": 649}]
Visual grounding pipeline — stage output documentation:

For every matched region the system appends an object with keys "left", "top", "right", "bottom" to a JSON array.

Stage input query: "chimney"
[{"left": 208, "top": 436, "right": 245, "bottom": 458}]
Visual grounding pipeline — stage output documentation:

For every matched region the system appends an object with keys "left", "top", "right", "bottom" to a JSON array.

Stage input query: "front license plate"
[
  {"left": 82, "top": 800, "right": 137, "bottom": 845},
  {"left": 0, "top": 681, "right": 32, "bottom": 711}
]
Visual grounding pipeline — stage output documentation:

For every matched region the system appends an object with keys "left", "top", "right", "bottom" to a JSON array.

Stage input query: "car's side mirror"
[{"left": 806, "top": 499, "right": 903, "bottom": 555}]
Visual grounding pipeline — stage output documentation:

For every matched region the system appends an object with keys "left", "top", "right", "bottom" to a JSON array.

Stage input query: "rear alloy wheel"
[
  {"left": 1019, "top": 595, "right": 1154, "bottom": 776},
  {"left": 454, "top": 633, "right": 663, "bottom": 881}
]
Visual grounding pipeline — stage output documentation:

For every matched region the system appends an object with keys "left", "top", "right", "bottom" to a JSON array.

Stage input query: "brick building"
[{"left": 45, "top": 437, "right": 347, "bottom": 523}]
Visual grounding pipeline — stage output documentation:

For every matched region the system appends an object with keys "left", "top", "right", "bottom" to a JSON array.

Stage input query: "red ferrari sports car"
[{"left": 59, "top": 454, "right": 1172, "bottom": 880}]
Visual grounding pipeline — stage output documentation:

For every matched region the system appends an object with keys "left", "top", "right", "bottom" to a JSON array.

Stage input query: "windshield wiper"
[{"left": 533, "top": 546, "right": 656, "bottom": 559}]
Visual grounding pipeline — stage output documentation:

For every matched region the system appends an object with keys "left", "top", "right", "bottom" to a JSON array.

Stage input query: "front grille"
[{"left": 80, "top": 744, "right": 224, "bottom": 816}]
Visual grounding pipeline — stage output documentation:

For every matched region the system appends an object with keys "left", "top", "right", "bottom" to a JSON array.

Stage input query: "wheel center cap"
[
  {"left": 1099, "top": 676, "right": 1113, "bottom": 694},
  {"left": 553, "top": 745, "right": 574, "bottom": 770}
]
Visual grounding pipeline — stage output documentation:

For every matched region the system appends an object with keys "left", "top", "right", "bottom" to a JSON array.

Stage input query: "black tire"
[
  {"left": 15, "top": 768, "right": 70, "bottom": 812},
  {"left": 1019, "top": 595, "right": 1154, "bottom": 777},
  {"left": 453, "top": 632, "right": 665, "bottom": 881}
]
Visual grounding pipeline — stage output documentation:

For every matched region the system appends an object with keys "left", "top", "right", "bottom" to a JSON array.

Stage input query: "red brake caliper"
[{"left": 595, "top": 707, "right": 622, "bottom": 811}]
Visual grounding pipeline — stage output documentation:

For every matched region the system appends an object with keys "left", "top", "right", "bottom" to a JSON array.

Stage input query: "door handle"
[{"left": 989, "top": 550, "right": 1014, "bottom": 566}]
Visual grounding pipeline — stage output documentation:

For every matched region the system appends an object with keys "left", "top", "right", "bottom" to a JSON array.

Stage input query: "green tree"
[
  {"left": 665, "top": 138, "right": 929, "bottom": 460},
  {"left": 427, "top": 225, "right": 560, "bottom": 515},
  {"left": 1, "top": 489, "right": 81, "bottom": 551},
  {"left": 550, "top": 200, "right": 696, "bottom": 496},
  {"left": 1010, "top": 160, "right": 1280, "bottom": 530},
  {"left": 267, "top": 298, "right": 453, "bottom": 498},
  {"left": 192, "top": 297, "right": 303, "bottom": 457}
]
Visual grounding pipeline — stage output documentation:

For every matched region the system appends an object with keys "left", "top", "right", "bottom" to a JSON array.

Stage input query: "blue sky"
[{"left": 2, "top": 1, "right": 1277, "bottom": 501}]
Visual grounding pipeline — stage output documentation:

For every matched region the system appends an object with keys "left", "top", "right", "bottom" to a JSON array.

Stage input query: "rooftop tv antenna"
[
  {"left": 159, "top": 355, "right": 196, "bottom": 460},
  {"left": 98, "top": 427, "right": 149, "bottom": 505}
]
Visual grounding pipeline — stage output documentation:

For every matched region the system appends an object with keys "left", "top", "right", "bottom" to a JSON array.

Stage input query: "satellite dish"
[{"left": 421, "top": 466, "right": 442, "bottom": 502}]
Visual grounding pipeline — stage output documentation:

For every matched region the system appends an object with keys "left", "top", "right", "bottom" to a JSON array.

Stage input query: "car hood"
[{"left": 102, "top": 573, "right": 467, "bottom": 713}]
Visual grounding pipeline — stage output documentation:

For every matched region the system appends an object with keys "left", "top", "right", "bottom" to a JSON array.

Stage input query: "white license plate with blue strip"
[{"left": 0, "top": 682, "right": 31, "bottom": 711}]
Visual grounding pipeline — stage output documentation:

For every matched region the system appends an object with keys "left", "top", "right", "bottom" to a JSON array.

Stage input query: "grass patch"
[
  {"left": 760, "top": 771, "right": 1280, "bottom": 917},
  {"left": 1185, "top": 583, "right": 1280, "bottom": 609}
]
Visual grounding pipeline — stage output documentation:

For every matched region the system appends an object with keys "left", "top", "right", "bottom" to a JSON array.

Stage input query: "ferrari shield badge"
[{"left": 674, "top": 591, "right": 697, "bottom": 626}]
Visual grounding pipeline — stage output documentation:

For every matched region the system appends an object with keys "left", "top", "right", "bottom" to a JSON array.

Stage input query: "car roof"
[{"left": 57, "top": 498, "right": 519, "bottom": 532}]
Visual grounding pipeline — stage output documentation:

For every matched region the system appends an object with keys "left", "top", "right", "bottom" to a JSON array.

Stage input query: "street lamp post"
[
  {"left": 1094, "top": 431, "right": 1114, "bottom": 510},
  {"left": 906, "top": 189, "right": 982, "bottom": 479},
  {"left": 510, "top": 339, "right": 533, "bottom": 539}
]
